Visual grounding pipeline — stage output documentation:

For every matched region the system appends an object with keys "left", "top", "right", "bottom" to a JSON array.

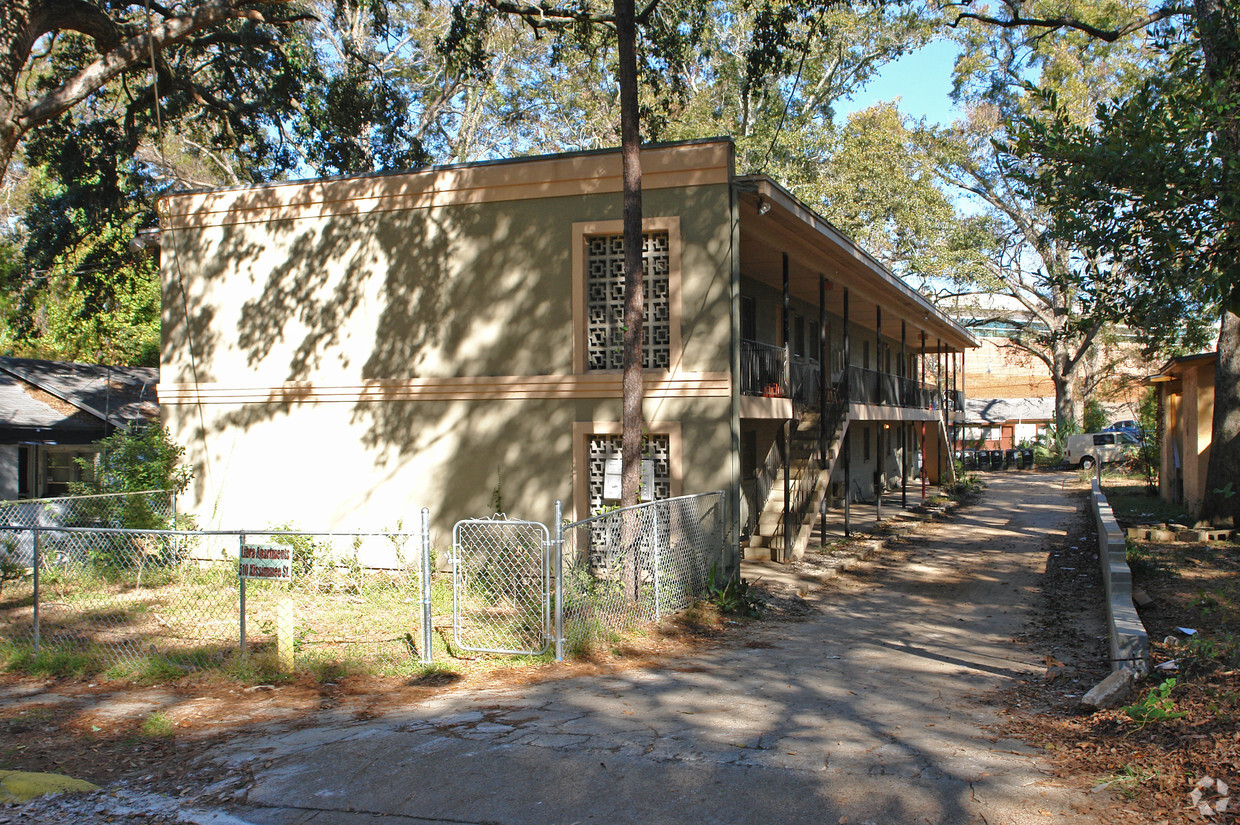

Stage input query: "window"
[
  {"left": 1093, "top": 434, "right": 1116, "bottom": 446},
  {"left": 42, "top": 448, "right": 96, "bottom": 498},
  {"left": 863, "top": 425, "right": 871, "bottom": 461},
  {"left": 585, "top": 231, "right": 670, "bottom": 371},
  {"left": 793, "top": 315, "right": 806, "bottom": 357},
  {"left": 807, "top": 321, "right": 819, "bottom": 362},
  {"left": 863, "top": 340, "right": 870, "bottom": 370}
]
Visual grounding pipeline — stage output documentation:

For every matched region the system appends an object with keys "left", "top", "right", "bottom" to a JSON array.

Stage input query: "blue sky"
[{"left": 839, "top": 38, "right": 963, "bottom": 126}]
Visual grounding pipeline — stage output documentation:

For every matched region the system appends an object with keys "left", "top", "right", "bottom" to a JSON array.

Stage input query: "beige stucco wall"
[
  {"left": 1157, "top": 357, "right": 1216, "bottom": 517},
  {"left": 161, "top": 159, "right": 735, "bottom": 540}
]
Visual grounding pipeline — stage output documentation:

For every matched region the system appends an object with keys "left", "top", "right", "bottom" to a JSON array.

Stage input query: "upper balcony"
[{"left": 740, "top": 339, "right": 948, "bottom": 420}]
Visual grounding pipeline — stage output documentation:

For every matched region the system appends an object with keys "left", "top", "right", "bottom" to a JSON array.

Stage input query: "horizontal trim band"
[
  {"left": 163, "top": 143, "right": 732, "bottom": 230},
  {"left": 158, "top": 372, "right": 733, "bottom": 405}
]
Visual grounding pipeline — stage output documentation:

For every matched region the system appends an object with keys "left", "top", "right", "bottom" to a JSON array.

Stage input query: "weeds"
[
  {"left": 1098, "top": 764, "right": 1157, "bottom": 799},
  {"left": 1123, "top": 678, "right": 1189, "bottom": 726},
  {"left": 705, "top": 564, "right": 761, "bottom": 616}
]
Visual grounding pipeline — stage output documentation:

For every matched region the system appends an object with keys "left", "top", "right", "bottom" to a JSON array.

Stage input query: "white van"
[{"left": 1064, "top": 431, "right": 1139, "bottom": 469}]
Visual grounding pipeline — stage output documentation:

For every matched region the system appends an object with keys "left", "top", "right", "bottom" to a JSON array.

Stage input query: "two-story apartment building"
[{"left": 158, "top": 138, "right": 975, "bottom": 566}]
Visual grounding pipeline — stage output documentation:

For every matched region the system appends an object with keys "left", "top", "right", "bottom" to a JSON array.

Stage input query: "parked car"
[{"left": 1064, "top": 431, "right": 1139, "bottom": 470}]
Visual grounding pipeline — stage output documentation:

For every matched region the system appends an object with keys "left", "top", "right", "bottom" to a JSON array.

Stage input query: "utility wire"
[{"left": 145, "top": 0, "right": 213, "bottom": 489}]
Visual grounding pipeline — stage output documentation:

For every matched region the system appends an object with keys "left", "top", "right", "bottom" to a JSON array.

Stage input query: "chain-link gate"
[{"left": 451, "top": 516, "right": 551, "bottom": 656}]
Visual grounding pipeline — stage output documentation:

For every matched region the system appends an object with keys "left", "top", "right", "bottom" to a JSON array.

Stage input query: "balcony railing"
[
  {"left": 742, "top": 343, "right": 946, "bottom": 411},
  {"left": 844, "top": 366, "right": 940, "bottom": 409},
  {"left": 790, "top": 362, "right": 821, "bottom": 415},
  {"left": 740, "top": 340, "right": 788, "bottom": 397}
]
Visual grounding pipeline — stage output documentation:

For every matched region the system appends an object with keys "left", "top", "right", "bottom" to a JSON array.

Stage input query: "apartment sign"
[{"left": 239, "top": 544, "right": 292, "bottom": 581}]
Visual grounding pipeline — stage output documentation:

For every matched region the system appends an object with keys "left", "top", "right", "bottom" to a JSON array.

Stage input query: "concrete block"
[
  {"left": 1177, "top": 529, "right": 1206, "bottom": 542},
  {"left": 1148, "top": 529, "right": 1177, "bottom": 542},
  {"left": 1080, "top": 669, "right": 1135, "bottom": 711}
]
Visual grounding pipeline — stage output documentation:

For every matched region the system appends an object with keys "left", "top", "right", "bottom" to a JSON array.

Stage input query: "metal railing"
[
  {"left": 790, "top": 361, "right": 821, "bottom": 416},
  {"left": 740, "top": 339, "right": 788, "bottom": 397},
  {"left": 845, "top": 366, "right": 939, "bottom": 409},
  {"left": 745, "top": 436, "right": 784, "bottom": 539}
]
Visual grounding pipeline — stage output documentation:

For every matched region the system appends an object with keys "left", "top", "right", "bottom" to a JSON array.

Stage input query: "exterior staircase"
[{"left": 745, "top": 407, "right": 848, "bottom": 562}]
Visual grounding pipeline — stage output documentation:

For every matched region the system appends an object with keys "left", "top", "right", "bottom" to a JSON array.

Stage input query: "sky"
[{"left": 838, "top": 38, "right": 964, "bottom": 126}]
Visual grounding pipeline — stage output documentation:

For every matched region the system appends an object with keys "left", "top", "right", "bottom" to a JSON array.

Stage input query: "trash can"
[
  {"left": 1004, "top": 449, "right": 1016, "bottom": 469},
  {"left": 989, "top": 450, "right": 1003, "bottom": 471},
  {"left": 1022, "top": 448, "right": 1034, "bottom": 469}
]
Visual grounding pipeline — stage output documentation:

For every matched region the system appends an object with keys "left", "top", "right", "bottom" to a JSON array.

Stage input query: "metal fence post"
[
  {"left": 652, "top": 504, "right": 662, "bottom": 620},
  {"left": 421, "top": 508, "right": 433, "bottom": 665},
  {"left": 32, "top": 527, "right": 40, "bottom": 654},
  {"left": 554, "top": 499, "right": 564, "bottom": 663},
  {"left": 239, "top": 532, "right": 247, "bottom": 657}
]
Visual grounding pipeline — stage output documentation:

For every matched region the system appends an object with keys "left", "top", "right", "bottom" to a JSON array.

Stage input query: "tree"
[
  {"left": 0, "top": 0, "right": 322, "bottom": 187},
  {"left": 953, "top": 0, "right": 1240, "bottom": 524},
  {"left": 442, "top": 0, "right": 702, "bottom": 511}
]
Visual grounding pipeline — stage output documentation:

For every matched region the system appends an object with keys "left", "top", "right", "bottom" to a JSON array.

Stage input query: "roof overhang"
[{"left": 734, "top": 175, "right": 978, "bottom": 353}]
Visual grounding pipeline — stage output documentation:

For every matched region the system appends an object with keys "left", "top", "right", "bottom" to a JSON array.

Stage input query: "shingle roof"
[
  {"left": 0, "top": 357, "right": 159, "bottom": 443},
  {"left": 962, "top": 397, "right": 1056, "bottom": 424}
]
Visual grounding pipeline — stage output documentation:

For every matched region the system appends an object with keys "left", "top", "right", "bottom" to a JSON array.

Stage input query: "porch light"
[{"left": 757, "top": 197, "right": 771, "bottom": 216}]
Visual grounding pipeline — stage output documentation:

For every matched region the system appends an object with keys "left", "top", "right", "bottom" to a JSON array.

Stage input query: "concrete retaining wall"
[{"left": 1091, "top": 480, "right": 1150, "bottom": 674}]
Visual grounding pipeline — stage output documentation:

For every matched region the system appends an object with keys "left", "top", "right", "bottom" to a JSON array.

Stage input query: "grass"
[
  {"left": 140, "top": 711, "right": 175, "bottom": 737},
  {"left": 1, "top": 536, "right": 716, "bottom": 685}
]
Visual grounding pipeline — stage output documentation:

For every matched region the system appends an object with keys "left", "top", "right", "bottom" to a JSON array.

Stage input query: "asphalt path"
[{"left": 197, "top": 472, "right": 1102, "bottom": 825}]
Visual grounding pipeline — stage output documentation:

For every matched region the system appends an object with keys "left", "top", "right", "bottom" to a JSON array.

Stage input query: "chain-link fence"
[
  {"left": 0, "top": 516, "right": 433, "bottom": 678},
  {"left": 557, "top": 492, "right": 725, "bottom": 657},
  {"left": 0, "top": 491, "right": 175, "bottom": 565},
  {"left": 1, "top": 490, "right": 727, "bottom": 677}
]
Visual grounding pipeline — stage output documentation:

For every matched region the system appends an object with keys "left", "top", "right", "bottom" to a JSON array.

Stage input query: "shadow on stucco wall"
[{"left": 162, "top": 180, "right": 731, "bottom": 532}]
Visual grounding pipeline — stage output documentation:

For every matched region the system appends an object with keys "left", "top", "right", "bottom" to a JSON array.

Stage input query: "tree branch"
[
  {"left": 947, "top": 1, "right": 1191, "bottom": 42},
  {"left": 18, "top": 0, "right": 287, "bottom": 132}
]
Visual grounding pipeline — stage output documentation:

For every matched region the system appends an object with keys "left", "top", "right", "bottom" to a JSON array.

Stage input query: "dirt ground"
[
  {"left": 1001, "top": 478, "right": 1240, "bottom": 825},
  {"left": 1, "top": 474, "right": 1236, "bottom": 824}
]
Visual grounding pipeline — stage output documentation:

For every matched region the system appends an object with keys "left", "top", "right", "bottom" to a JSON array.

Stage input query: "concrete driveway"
[{"left": 191, "top": 472, "right": 1101, "bottom": 825}]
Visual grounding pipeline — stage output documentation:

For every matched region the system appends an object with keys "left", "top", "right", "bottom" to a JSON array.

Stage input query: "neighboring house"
[
  {"left": 158, "top": 138, "right": 976, "bottom": 565},
  {"left": 1148, "top": 352, "right": 1216, "bottom": 516},
  {"left": 956, "top": 397, "right": 1055, "bottom": 450},
  {"left": 0, "top": 357, "right": 160, "bottom": 500}
]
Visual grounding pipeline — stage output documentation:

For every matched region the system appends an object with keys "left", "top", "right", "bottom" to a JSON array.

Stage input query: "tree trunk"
[
  {"left": 1200, "top": 307, "right": 1240, "bottom": 526},
  {"left": 1051, "top": 351, "right": 1079, "bottom": 433},
  {"left": 1194, "top": 0, "right": 1240, "bottom": 527},
  {"left": 615, "top": 0, "right": 643, "bottom": 601},
  {"left": 616, "top": 0, "right": 643, "bottom": 511}
]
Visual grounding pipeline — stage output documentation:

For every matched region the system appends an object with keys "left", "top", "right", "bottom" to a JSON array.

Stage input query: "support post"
[
  {"left": 819, "top": 276, "right": 828, "bottom": 543},
  {"left": 554, "top": 500, "right": 564, "bottom": 662},
  {"left": 421, "top": 508, "right": 433, "bottom": 665},
  {"left": 876, "top": 304, "right": 883, "bottom": 406},
  {"left": 276, "top": 598, "right": 294, "bottom": 674},
  {"left": 843, "top": 287, "right": 851, "bottom": 537},
  {"left": 32, "top": 528, "right": 40, "bottom": 654},
  {"left": 782, "top": 252, "right": 791, "bottom": 562},
  {"left": 901, "top": 321, "right": 907, "bottom": 507},
  {"left": 843, "top": 432, "right": 852, "bottom": 537},
  {"left": 937, "top": 340, "right": 944, "bottom": 486},
  {"left": 239, "top": 533, "right": 247, "bottom": 657},
  {"left": 921, "top": 331, "right": 927, "bottom": 501}
]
